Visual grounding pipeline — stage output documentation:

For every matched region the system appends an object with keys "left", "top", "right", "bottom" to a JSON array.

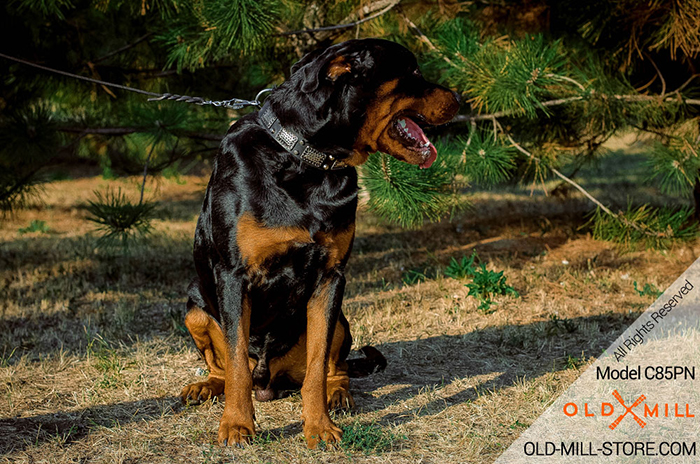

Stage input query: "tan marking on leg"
[
  {"left": 218, "top": 296, "right": 256, "bottom": 446},
  {"left": 181, "top": 307, "right": 227, "bottom": 402},
  {"left": 301, "top": 283, "right": 343, "bottom": 449},
  {"left": 236, "top": 212, "right": 312, "bottom": 274}
]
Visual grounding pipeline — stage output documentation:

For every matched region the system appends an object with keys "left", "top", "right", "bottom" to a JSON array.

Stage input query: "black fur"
[{"left": 187, "top": 38, "right": 458, "bottom": 395}]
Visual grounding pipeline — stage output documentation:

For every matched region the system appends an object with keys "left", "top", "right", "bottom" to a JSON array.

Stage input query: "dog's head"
[{"left": 267, "top": 39, "right": 460, "bottom": 169}]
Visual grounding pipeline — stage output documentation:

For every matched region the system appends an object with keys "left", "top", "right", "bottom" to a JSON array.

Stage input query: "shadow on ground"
[
  {"left": 0, "top": 311, "right": 637, "bottom": 454},
  {"left": 0, "top": 397, "right": 182, "bottom": 455}
]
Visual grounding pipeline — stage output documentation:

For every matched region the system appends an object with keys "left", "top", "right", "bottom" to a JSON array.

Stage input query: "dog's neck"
[{"left": 258, "top": 101, "right": 352, "bottom": 171}]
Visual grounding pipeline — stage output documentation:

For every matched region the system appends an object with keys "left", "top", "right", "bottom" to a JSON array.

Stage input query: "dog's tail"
[{"left": 347, "top": 345, "right": 387, "bottom": 378}]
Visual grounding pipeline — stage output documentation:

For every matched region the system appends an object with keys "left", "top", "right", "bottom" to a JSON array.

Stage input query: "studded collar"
[{"left": 258, "top": 101, "right": 350, "bottom": 171}]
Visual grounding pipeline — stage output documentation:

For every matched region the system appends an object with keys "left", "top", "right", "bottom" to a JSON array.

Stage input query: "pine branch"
[
  {"left": 397, "top": 8, "right": 455, "bottom": 67},
  {"left": 139, "top": 136, "right": 160, "bottom": 205},
  {"left": 92, "top": 33, "right": 154, "bottom": 64},
  {"left": 59, "top": 126, "right": 139, "bottom": 136},
  {"left": 278, "top": 0, "right": 401, "bottom": 37},
  {"left": 493, "top": 119, "right": 666, "bottom": 239},
  {"left": 453, "top": 97, "right": 585, "bottom": 122},
  {"left": 452, "top": 92, "right": 700, "bottom": 123},
  {"left": 58, "top": 126, "right": 224, "bottom": 141},
  {"left": 645, "top": 54, "right": 667, "bottom": 96}
]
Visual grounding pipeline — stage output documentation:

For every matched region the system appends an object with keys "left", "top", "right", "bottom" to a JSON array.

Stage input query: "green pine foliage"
[
  {"left": 452, "top": 131, "right": 517, "bottom": 186},
  {"left": 361, "top": 151, "right": 462, "bottom": 229},
  {"left": 431, "top": 24, "right": 571, "bottom": 117},
  {"left": 646, "top": 137, "right": 700, "bottom": 196},
  {"left": 85, "top": 189, "right": 156, "bottom": 248},
  {"left": 3, "top": 0, "right": 700, "bottom": 250},
  {"left": 587, "top": 205, "right": 699, "bottom": 250},
  {"left": 12, "top": 0, "right": 75, "bottom": 19},
  {"left": 156, "top": 0, "right": 281, "bottom": 70},
  {"left": 0, "top": 104, "right": 62, "bottom": 211}
]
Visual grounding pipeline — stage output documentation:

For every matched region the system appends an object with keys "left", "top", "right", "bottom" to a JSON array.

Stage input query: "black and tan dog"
[{"left": 181, "top": 38, "right": 460, "bottom": 448}]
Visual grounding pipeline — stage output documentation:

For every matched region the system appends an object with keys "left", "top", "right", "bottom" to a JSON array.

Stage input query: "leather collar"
[{"left": 258, "top": 101, "right": 350, "bottom": 171}]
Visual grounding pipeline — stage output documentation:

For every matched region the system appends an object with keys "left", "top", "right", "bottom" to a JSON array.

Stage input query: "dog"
[{"left": 180, "top": 38, "right": 460, "bottom": 449}]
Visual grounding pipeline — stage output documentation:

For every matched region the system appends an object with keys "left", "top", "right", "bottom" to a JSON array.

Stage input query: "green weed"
[
  {"left": 633, "top": 281, "right": 662, "bottom": 298},
  {"left": 466, "top": 263, "right": 519, "bottom": 313},
  {"left": 548, "top": 314, "right": 577, "bottom": 334},
  {"left": 401, "top": 269, "right": 427, "bottom": 286},
  {"left": 444, "top": 251, "right": 478, "bottom": 279},
  {"left": 565, "top": 354, "right": 585, "bottom": 370},
  {"left": 18, "top": 219, "right": 50, "bottom": 235}
]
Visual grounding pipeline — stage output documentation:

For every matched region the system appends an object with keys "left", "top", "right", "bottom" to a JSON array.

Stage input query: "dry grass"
[{"left": 1, "top": 139, "right": 697, "bottom": 463}]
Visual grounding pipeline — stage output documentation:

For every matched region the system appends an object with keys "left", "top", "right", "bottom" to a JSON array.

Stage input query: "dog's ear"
[{"left": 292, "top": 46, "right": 371, "bottom": 93}]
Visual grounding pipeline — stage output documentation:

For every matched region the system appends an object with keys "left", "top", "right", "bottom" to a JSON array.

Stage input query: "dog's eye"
[{"left": 413, "top": 68, "right": 422, "bottom": 78}]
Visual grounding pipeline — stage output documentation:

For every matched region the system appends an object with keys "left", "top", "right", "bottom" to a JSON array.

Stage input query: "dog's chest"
[{"left": 235, "top": 211, "right": 354, "bottom": 282}]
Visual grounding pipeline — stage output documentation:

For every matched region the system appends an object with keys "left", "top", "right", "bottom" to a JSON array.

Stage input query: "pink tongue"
[
  {"left": 419, "top": 143, "right": 438, "bottom": 169},
  {"left": 404, "top": 118, "right": 429, "bottom": 143},
  {"left": 403, "top": 118, "right": 437, "bottom": 169}
]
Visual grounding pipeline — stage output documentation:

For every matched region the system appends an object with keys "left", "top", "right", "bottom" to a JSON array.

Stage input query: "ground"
[{"left": 0, "top": 136, "right": 696, "bottom": 463}]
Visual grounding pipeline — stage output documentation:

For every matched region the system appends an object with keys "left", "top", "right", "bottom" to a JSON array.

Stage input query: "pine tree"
[{"left": 2, "top": 0, "right": 699, "bottom": 249}]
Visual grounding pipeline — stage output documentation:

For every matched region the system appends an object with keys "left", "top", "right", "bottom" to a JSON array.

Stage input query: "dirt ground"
[{"left": 1, "top": 137, "right": 697, "bottom": 463}]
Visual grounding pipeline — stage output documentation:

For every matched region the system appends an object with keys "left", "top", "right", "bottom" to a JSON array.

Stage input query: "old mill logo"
[{"left": 563, "top": 390, "right": 694, "bottom": 430}]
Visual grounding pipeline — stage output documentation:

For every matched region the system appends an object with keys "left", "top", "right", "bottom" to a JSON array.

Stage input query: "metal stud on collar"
[{"left": 258, "top": 102, "right": 350, "bottom": 171}]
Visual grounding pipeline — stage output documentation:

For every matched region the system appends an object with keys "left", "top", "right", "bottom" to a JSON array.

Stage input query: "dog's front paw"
[
  {"left": 218, "top": 418, "right": 255, "bottom": 447},
  {"left": 303, "top": 417, "right": 343, "bottom": 449},
  {"left": 181, "top": 378, "right": 225, "bottom": 404},
  {"left": 327, "top": 387, "right": 355, "bottom": 411}
]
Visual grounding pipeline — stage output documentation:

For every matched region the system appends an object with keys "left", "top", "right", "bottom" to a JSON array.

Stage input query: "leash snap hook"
[{"left": 254, "top": 87, "right": 275, "bottom": 107}]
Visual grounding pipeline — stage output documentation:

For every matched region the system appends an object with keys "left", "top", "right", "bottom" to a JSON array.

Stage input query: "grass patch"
[
  {"left": 0, "top": 149, "right": 694, "bottom": 463},
  {"left": 339, "top": 422, "right": 404, "bottom": 455}
]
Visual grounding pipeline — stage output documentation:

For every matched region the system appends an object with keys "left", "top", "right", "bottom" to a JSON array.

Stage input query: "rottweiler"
[{"left": 180, "top": 38, "right": 460, "bottom": 449}]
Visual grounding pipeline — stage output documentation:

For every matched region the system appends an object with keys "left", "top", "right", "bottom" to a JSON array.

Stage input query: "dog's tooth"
[{"left": 399, "top": 119, "right": 407, "bottom": 128}]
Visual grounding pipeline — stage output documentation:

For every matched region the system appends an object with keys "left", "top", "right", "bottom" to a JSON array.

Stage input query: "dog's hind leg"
[{"left": 181, "top": 303, "right": 227, "bottom": 403}]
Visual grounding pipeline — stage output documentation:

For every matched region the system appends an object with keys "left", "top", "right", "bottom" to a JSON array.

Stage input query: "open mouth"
[{"left": 390, "top": 113, "right": 438, "bottom": 169}]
